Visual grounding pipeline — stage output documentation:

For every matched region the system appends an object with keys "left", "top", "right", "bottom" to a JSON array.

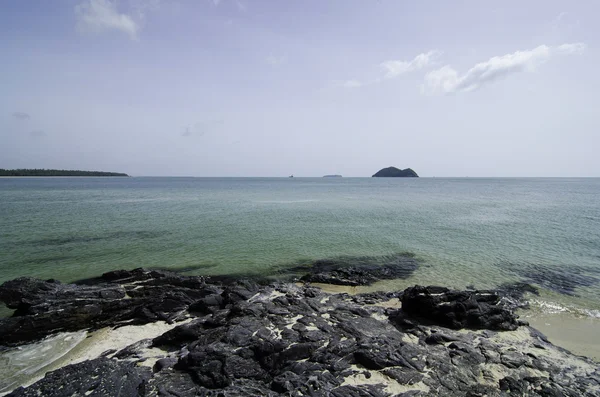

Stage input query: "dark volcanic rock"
[
  {"left": 0, "top": 268, "right": 213, "bottom": 346},
  {"left": 2, "top": 269, "right": 599, "bottom": 397},
  {"left": 297, "top": 253, "right": 418, "bottom": 286},
  {"left": 372, "top": 166, "right": 419, "bottom": 177},
  {"left": 400, "top": 285, "right": 521, "bottom": 331},
  {"left": 8, "top": 357, "right": 151, "bottom": 397}
]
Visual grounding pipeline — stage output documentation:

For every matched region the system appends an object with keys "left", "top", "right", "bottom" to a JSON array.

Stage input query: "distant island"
[
  {"left": 0, "top": 169, "right": 129, "bottom": 177},
  {"left": 323, "top": 175, "right": 342, "bottom": 178},
  {"left": 372, "top": 166, "right": 419, "bottom": 177}
]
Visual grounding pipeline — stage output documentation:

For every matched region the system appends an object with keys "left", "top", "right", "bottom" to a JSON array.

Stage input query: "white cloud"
[
  {"left": 380, "top": 51, "right": 441, "bottom": 79},
  {"left": 266, "top": 54, "right": 286, "bottom": 66},
  {"left": 236, "top": 1, "right": 246, "bottom": 11},
  {"left": 423, "top": 43, "right": 586, "bottom": 94},
  {"left": 341, "top": 50, "right": 439, "bottom": 88},
  {"left": 75, "top": 0, "right": 139, "bottom": 40}
]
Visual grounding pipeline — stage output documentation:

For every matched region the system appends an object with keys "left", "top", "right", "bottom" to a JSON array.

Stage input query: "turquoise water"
[{"left": 1, "top": 177, "right": 600, "bottom": 317}]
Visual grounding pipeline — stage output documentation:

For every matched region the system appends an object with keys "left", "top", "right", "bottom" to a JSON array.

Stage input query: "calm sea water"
[{"left": 1, "top": 177, "right": 600, "bottom": 317}]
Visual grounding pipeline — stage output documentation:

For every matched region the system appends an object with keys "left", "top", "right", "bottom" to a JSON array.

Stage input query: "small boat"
[{"left": 289, "top": 175, "right": 294, "bottom": 178}]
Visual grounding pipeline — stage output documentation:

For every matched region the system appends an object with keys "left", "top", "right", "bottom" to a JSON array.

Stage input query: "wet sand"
[{"left": 525, "top": 313, "right": 600, "bottom": 362}]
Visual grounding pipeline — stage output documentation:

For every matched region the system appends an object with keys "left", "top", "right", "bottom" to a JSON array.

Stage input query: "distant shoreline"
[{"left": 0, "top": 169, "right": 129, "bottom": 177}]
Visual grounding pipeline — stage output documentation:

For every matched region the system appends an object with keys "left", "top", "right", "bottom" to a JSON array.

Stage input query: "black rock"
[
  {"left": 425, "top": 331, "right": 462, "bottom": 345},
  {"left": 0, "top": 269, "right": 212, "bottom": 346},
  {"left": 7, "top": 357, "right": 151, "bottom": 397},
  {"left": 2, "top": 270, "right": 598, "bottom": 397},
  {"left": 400, "top": 285, "right": 520, "bottom": 331}
]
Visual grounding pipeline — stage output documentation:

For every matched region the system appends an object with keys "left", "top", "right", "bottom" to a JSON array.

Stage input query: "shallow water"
[{"left": 1, "top": 176, "right": 599, "bottom": 324}]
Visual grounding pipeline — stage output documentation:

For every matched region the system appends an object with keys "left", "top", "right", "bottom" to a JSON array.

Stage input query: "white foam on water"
[
  {"left": 529, "top": 298, "right": 600, "bottom": 320},
  {"left": 583, "top": 309, "right": 600, "bottom": 319},
  {"left": 529, "top": 299, "right": 571, "bottom": 314}
]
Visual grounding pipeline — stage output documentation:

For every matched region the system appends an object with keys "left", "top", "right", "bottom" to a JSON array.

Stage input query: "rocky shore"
[{"left": 1, "top": 267, "right": 599, "bottom": 396}]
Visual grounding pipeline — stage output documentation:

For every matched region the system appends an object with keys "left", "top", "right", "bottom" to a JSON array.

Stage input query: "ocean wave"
[
  {"left": 584, "top": 309, "right": 600, "bottom": 319},
  {"left": 530, "top": 299, "right": 570, "bottom": 314},
  {"left": 530, "top": 298, "right": 600, "bottom": 319}
]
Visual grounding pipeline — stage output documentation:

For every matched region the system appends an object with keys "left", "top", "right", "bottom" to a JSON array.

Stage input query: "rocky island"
[
  {"left": 0, "top": 257, "right": 598, "bottom": 396},
  {"left": 372, "top": 167, "right": 419, "bottom": 178}
]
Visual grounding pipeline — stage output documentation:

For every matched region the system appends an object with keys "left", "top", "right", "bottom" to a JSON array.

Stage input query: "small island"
[
  {"left": 372, "top": 166, "right": 418, "bottom": 178},
  {"left": 323, "top": 175, "right": 342, "bottom": 178},
  {"left": 0, "top": 169, "right": 129, "bottom": 177}
]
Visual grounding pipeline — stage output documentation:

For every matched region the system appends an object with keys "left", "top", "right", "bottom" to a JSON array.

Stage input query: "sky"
[{"left": 1, "top": 0, "right": 598, "bottom": 177}]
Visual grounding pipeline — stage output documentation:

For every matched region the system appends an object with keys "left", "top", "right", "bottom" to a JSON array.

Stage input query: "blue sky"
[{"left": 1, "top": 0, "right": 597, "bottom": 176}]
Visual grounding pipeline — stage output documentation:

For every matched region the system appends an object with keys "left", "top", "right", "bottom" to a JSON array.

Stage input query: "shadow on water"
[
  {"left": 17, "top": 230, "right": 165, "bottom": 247},
  {"left": 70, "top": 252, "right": 420, "bottom": 287},
  {"left": 501, "top": 262, "right": 600, "bottom": 296},
  {"left": 268, "top": 252, "right": 420, "bottom": 285},
  {"left": 164, "top": 252, "right": 421, "bottom": 286},
  {"left": 146, "top": 263, "right": 220, "bottom": 274}
]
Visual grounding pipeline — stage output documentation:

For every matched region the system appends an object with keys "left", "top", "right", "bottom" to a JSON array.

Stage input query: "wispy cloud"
[
  {"left": 130, "top": 0, "right": 160, "bottom": 21},
  {"left": 12, "top": 112, "right": 31, "bottom": 120},
  {"left": 266, "top": 54, "right": 286, "bottom": 66},
  {"left": 341, "top": 50, "right": 440, "bottom": 89},
  {"left": 555, "top": 11, "right": 568, "bottom": 23},
  {"left": 556, "top": 43, "right": 586, "bottom": 55},
  {"left": 75, "top": 0, "right": 139, "bottom": 40},
  {"left": 380, "top": 51, "right": 441, "bottom": 79},
  {"left": 552, "top": 11, "right": 580, "bottom": 32},
  {"left": 236, "top": 1, "right": 246, "bottom": 11},
  {"left": 423, "top": 43, "right": 586, "bottom": 95}
]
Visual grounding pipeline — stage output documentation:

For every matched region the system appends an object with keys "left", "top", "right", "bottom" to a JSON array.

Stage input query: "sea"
[{"left": 1, "top": 177, "right": 599, "bottom": 379}]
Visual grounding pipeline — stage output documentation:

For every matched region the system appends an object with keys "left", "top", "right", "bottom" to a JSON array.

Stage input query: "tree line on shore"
[{"left": 0, "top": 169, "right": 129, "bottom": 177}]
